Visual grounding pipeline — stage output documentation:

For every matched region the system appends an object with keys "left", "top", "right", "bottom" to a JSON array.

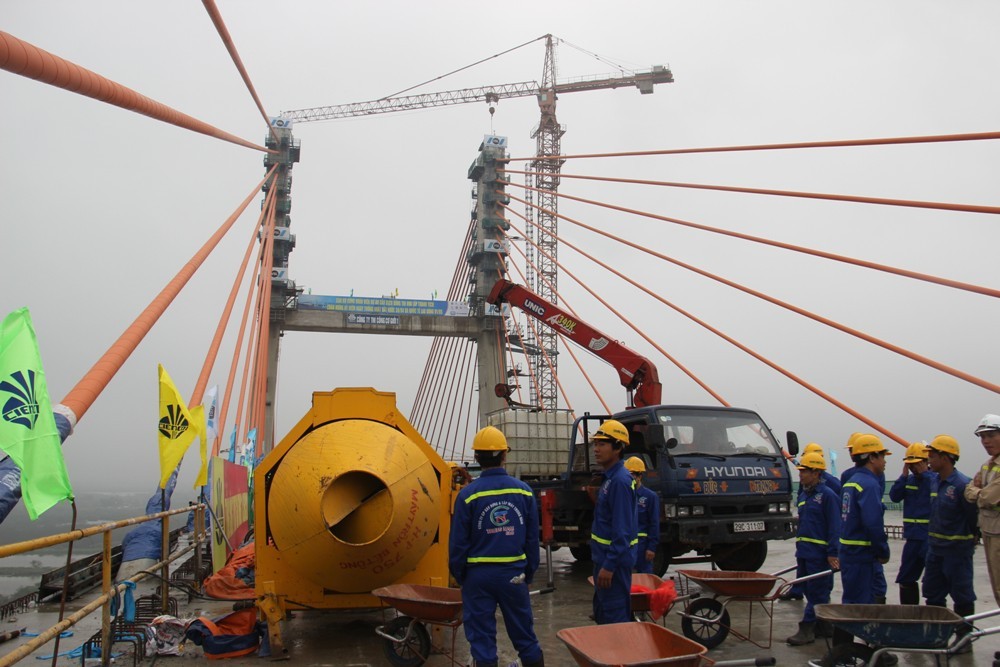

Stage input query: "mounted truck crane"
[{"left": 487, "top": 278, "right": 798, "bottom": 572}]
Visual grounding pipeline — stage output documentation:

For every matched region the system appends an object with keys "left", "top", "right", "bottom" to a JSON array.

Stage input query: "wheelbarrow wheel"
[
  {"left": 381, "top": 616, "right": 431, "bottom": 667},
  {"left": 827, "top": 642, "right": 875, "bottom": 666},
  {"left": 680, "top": 597, "right": 730, "bottom": 649}
]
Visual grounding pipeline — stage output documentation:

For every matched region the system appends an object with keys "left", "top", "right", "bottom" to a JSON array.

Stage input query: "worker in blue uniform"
[
  {"left": 781, "top": 442, "right": 840, "bottom": 602},
  {"left": 888, "top": 442, "right": 933, "bottom": 605},
  {"left": 449, "top": 426, "right": 544, "bottom": 667},
  {"left": 840, "top": 432, "right": 888, "bottom": 605},
  {"left": 819, "top": 434, "right": 894, "bottom": 665},
  {"left": 590, "top": 419, "right": 637, "bottom": 624},
  {"left": 785, "top": 452, "right": 840, "bottom": 646},
  {"left": 923, "top": 434, "right": 978, "bottom": 652},
  {"left": 625, "top": 456, "right": 660, "bottom": 574}
]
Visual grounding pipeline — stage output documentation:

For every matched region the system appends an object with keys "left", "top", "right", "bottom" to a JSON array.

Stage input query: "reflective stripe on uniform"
[
  {"left": 467, "top": 554, "right": 527, "bottom": 563},
  {"left": 929, "top": 532, "right": 975, "bottom": 541},
  {"left": 464, "top": 487, "right": 534, "bottom": 504},
  {"left": 844, "top": 482, "right": 863, "bottom": 493},
  {"left": 592, "top": 533, "right": 611, "bottom": 545},
  {"left": 903, "top": 518, "right": 929, "bottom": 524},
  {"left": 797, "top": 536, "right": 828, "bottom": 545},
  {"left": 840, "top": 538, "right": 872, "bottom": 546}
]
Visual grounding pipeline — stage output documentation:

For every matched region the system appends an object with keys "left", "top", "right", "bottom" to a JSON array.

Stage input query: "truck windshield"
[{"left": 653, "top": 408, "right": 782, "bottom": 457}]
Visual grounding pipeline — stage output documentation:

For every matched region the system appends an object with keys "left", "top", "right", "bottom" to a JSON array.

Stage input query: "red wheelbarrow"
[{"left": 372, "top": 584, "right": 464, "bottom": 667}]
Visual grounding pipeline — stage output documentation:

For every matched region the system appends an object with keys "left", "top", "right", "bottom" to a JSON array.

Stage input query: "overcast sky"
[{"left": 2, "top": 1, "right": 999, "bottom": 507}]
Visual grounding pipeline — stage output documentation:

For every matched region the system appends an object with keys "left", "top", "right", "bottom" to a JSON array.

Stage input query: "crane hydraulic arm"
[
  {"left": 487, "top": 278, "right": 662, "bottom": 408},
  {"left": 281, "top": 67, "right": 673, "bottom": 122}
]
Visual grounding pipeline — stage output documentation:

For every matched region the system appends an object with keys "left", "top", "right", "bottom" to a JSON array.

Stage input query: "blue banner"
[{"left": 298, "top": 295, "right": 469, "bottom": 317}]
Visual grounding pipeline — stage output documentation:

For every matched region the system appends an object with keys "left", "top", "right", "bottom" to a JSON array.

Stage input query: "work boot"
[
  {"left": 815, "top": 620, "right": 834, "bottom": 638},
  {"left": 953, "top": 602, "right": 975, "bottom": 654},
  {"left": 898, "top": 583, "right": 919, "bottom": 605},
  {"left": 874, "top": 595, "right": 887, "bottom": 605},
  {"left": 786, "top": 621, "right": 816, "bottom": 646},
  {"left": 778, "top": 591, "right": 803, "bottom": 601},
  {"left": 521, "top": 655, "right": 544, "bottom": 667}
]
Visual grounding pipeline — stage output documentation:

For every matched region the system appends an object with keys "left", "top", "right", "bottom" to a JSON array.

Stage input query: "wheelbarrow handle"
[
  {"left": 707, "top": 658, "right": 775, "bottom": 666},
  {"left": 963, "top": 606, "right": 1000, "bottom": 623},
  {"left": 768, "top": 564, "right": 798, "bottom": 577},
  {"left": 529, "top": 586, "right": 556, "bottom": 596}
]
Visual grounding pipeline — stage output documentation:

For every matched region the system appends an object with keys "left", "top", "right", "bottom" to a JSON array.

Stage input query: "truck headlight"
[
  {"left": 664, "top": 504, "right": 677, "bottom": 518},
  {"left": 677, "top": 506, "right": 690, "bottom": 517},
  {"left": 692, "top": 505, "right": 705, "bottom": 516}
]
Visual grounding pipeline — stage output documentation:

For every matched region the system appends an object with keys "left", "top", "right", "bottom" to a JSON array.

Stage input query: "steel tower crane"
[{"left": 282, "top": 35, "right": 672, "bottom": 409}]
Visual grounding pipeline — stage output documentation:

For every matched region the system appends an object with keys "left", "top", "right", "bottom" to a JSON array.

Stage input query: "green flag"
[{"left": 0, "top": 308, "right": 73, "bottom": 519}]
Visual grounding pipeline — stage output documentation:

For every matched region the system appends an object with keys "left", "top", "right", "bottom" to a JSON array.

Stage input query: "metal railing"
[{"left": 0, "top": 504, "right": 206, "bottom": 667}]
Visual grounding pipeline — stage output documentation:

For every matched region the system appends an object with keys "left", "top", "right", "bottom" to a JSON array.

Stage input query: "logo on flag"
[
  {"left": 159, "top": 404, "right": 192, "bottom": 440},
  {"left": 1, "top": 370, "right": 42, "bottom": 429}
]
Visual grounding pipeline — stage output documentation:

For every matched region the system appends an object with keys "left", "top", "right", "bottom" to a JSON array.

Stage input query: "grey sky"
[{"left": 2, "top": 1, "right": 999, "bottom": 501}]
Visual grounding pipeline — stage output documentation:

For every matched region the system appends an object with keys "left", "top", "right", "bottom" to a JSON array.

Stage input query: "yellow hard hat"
[
  {"left": 846, "top": 432, "right": 863, "bottom": 453},
  {"left": 796, "top": 451, "right": 827, "bottom": 471},
  {"left": 902, "top": 442, "right": 929, "bottom": 463},
  {"left": 928, "top": 434, "right": 960, "bottom": 458},
  {"left": 593, "top": 419, "right": 630, "bottom": 446},
  {"left": 624, "top": 456, "right": 646, "bottom": 473},
  {"left": 852, "top": 433, "right": 890, "bottom": 456},
  {"left": 472, "top": 425, "right": 509, "bottom": 451},
  {"left": 803, "top": 443, "right": 824, "bottom": 456}
]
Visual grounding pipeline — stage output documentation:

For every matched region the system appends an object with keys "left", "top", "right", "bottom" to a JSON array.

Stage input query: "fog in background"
[{"left": 2, "top": 1, "right": 998, "bottom": 520}]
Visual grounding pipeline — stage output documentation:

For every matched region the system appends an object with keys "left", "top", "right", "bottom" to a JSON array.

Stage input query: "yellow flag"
[
  {"left": 157, "top": 364, "right": 199, "bottom": 488},
  {"left": 191, "top": 404, "right": 208, "bottom": 487}
]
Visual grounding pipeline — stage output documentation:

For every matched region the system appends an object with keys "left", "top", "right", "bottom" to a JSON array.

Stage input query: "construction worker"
[
  {"left": 785, "top": 452, "right": 840, "bottom": 646},
  {"left": 965, "top": 414, "right": 1000, "bottom": 606},
  {"left": 923, "top": 434, "right": 978, "bottom": 650},
  {"left": 888, "top": 442, "right": 933, "bottom": 604},
  {"left": 449, "top": 426, "right": 544, "bottom": 667},
  {"left": 840, "top": 432, "right": 888, "bottom": 605},
  {"left": 625, "top": 456, "right": 660, "bottom": 574},
  {"left": 781, "top": 442, "right": 841, "bottom": 603},
  {"left": 590, "top": 419, "right": 637, "bottom": 624}
]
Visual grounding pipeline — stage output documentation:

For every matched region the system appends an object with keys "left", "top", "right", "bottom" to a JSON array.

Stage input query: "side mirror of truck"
[
  {"left": 786, "top": 431, "right": 799, "bottom": 456},
  {"left": 665, "top": 437, "right": 678, "bottom": 450}
]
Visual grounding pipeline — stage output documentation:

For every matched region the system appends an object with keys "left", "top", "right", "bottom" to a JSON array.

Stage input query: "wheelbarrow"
[
  {"left": 372, "top": 584, "right": 464, "bottom": 667},
  {"left": 587, "top": 572, "right": 692, "bottom": 624},
  {"left": 557, "top": 622, "right": 776, "bottom": 667},
  {"left": 676, "top": 565, "right": 834, "bottom": 649},
  {"left": 807, "top": 603, "right": 1000, "bottom": 667}
]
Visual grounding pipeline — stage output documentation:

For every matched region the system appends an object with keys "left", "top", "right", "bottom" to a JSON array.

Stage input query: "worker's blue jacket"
[
  {"left": 889, "top": 471, "right": 934, "bottom": 540},
  {"left": 821, "top": 471, "right": 842, "bottom": 497},
  {"left": 841, "top": 464, "right": 886, "bottom": 496},
  {"left": 796, "top": 481, "right": 841, "bottom": 560},
  {"left": 927, "top": 469, "right": 978, "bottom": 554},
  {"left": 635, "top": 484, "right": 660, "bottom": 557},
  {"left": 590, "top": 459, "right": 637, "bottom": 572},
  {"left": 449, "top": 467, "right": 540, "bottom": 586},
  {"left": 839, "top": 467, "right": 889, "bottom": 562}
]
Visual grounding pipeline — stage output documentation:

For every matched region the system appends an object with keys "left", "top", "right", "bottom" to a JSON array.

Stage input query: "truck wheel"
[
  {"left": 712, "top": 541, "right": 767, "bottom": 572},
  {"left": 569, "top": 545, "right": 591, "bottom": 562}
]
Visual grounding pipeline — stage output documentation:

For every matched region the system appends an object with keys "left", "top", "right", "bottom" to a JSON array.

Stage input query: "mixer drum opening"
[{"left": 322, "top": 471, "right": 392, "bottom": 545}]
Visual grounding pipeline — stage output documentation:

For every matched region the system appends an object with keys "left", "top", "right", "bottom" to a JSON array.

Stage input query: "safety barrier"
[{"left": 0, "top": 504, "right": 206, "bottom": 667}]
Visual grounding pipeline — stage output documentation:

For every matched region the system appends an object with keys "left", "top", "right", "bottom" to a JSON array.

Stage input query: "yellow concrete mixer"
[{"left": 255, "top": 388, "right": 457, "bottom": 655}]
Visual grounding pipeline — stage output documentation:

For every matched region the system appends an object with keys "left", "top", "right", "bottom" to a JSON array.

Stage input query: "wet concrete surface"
[{"left": 9, "top": 532, "right": 999, "bottom": 666}]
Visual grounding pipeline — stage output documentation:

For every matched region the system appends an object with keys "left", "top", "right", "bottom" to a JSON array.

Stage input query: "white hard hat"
[{"left": 974, "top": 414, "right": 1000, "bottom": 436}]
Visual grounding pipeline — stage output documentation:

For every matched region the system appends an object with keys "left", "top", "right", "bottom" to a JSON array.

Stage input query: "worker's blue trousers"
[
  {"left": 461, "top": 565, "right": 542, "bottom": 666},
  {"left": 593, "top": 564, "right": 632, "bottom": 624},
  {"left": 923, "top": 548, "right": 976, "bottom": 607},
  {"left": 894, "top": 539, "right": 928, "bottom": 585},
  {"left": 840, "top": 558, "right": 879, "bottom": 604},
  {"left": 798, "top": 556, "right": 834, "bottom": 623}
]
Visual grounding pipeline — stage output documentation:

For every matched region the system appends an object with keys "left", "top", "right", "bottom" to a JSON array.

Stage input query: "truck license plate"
[{"left": 733, "top": 521, "right": 765, "bottom": 533}]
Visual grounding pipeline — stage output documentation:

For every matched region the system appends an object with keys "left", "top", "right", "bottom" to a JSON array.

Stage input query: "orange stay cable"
[
  {"left": 502, "top": 168, "right": 1000, "bottom": 217},
  {"left": 214, "top": 230, "right": 266, "bottom": 456},
  {"left": 508, "top": 193, "right": 911, "bottom": 447},
  {"left": 193, "top": 185, "right": 278, "bottom": 411},
  {"left": 0, "top": 31, "right": 270, "bottom": 153},
  {"left": 443, "top": 340, "right": 475, "bottom": 460},
  {"left": 503, "top": 130, "right": 1000, "bottom": 162},
  {"left": 201, "top": 0, "right": 278, "bottom": 142},
  {"left": 512, "top": 182, "right": 1000, "bottom": 300},
  {"left": 503, "top": 201, "right": 730, "bottom": 407},
  {"left": 249, "top": 202, "right": 277, "bottom": 449},
  {"left": 516, "top": 191, "right": 1000, "bottom": 396},
  {"left": 60, "top": 170, "right": 273, "bottom": 422}
]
